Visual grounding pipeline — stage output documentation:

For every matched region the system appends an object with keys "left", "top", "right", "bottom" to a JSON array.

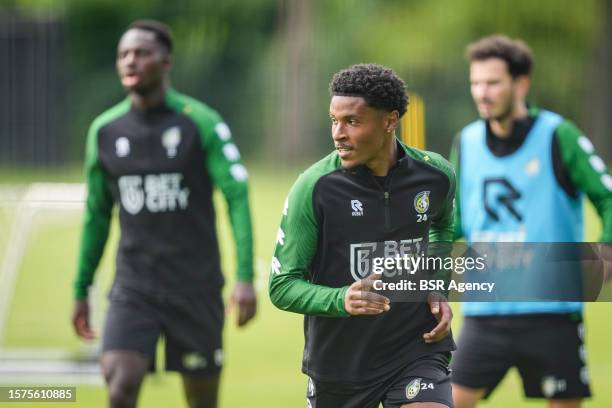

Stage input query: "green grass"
[{"left": 0, "top": 166, "right": 610, "bottom": 407}]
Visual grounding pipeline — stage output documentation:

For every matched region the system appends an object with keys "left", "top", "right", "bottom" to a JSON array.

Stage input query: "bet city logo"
[{"left": 349, "top": 238, "right": 424, "bottom": 281}]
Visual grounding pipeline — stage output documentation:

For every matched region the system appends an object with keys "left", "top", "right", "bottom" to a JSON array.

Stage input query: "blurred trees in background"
[{"left": 1, "top": 0, "right": 609, "bottom": 166}]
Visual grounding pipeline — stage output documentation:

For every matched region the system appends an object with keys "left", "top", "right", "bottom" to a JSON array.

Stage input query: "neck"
[
  {"left": 489, "top": 101, "right": 528, "bottom": 138},
  {"left": 130, "top": 81, "right": 168, "bottom": 111},
  {"left": 368, "top": 135, "right": 398, "bottom": 176}
]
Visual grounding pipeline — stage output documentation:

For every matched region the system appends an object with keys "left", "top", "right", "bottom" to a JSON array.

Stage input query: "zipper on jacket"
[
  {"left": 384, "top": 191, "right": 391, "bottom": 231},
  {"left": 368, "top": 164, "right": 397, "bottom": 232}
]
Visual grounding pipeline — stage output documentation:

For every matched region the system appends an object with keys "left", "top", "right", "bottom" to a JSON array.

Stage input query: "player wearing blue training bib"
[{"left": 450, "top": 35, "right": 611, "bottom": 408}]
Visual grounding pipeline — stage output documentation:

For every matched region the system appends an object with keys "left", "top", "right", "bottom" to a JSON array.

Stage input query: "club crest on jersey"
[
  {"left": 414, "top": 191, "right": 430, "bottom": 214},
  {"left": 115, "top": 137, "right": 130, "bottom": 157},
  {"left": 405, "top": 378, "right": 421, "bottom": 400},
  {"left": 162, "top": 126, "right": 181, "bottom": 158}
]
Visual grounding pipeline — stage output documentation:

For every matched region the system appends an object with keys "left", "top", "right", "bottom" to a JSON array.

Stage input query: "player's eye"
[{"left": 136, "top": 49, "right": 152, "bottom": 57}]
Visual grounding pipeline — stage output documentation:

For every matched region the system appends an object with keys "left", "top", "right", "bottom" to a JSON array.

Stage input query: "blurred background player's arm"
[
  {"left": 555, "top": 120, "right": 612, "bottom": 281},
  {"left": 449, "top": 134, "right": 463, "bottom": 241},
  {"left": 268, "top": 173, "right": 349, "bottom": 317},
  {"left": 189, "top": 104, "right": 257, "bottom": 326},
  {"left": 554, "top": 120, "right": 612, "bottom": 243},
  {"left": 72, "top": 115, "right": 117, "bottom": 340}
]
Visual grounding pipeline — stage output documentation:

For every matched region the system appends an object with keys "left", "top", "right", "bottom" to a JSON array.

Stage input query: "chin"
[
  {"left": 340, "top": 157, "right": 364, "bottom": 169},
  {"left": 128, "top": 83, "right": 156, "bottom": 96},
  {"left": 477, "top": 110, "right": 491, "bottom": 120},
  {"left": 339, "top": 157, "right": 353, "bottom": 167}
]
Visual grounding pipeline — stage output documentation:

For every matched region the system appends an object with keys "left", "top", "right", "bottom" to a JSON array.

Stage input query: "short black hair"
[
  {"left": 127, "top": 20, "right": 173, "bottom": 54},
  {"left": 466, "top": 34, "right": 533, "bottom": 78},
  {"left": 330, "top": 63, "right": 409, "bottom": 117}
]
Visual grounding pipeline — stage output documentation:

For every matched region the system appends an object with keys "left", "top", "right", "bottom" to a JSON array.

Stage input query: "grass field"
[{"left": 0, "top": 165, "right": 610, "bottom": 407}]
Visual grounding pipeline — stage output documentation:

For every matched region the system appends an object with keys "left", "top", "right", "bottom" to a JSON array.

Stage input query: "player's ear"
[
  {"left": 384, "top": 110, "right": 400, "bottom": 134},
  {"left": 161, "top": 51, "right": 173, "bottom": 71},
  {"left": 515, "top": 75, "right": 530, "bottom": 100}
]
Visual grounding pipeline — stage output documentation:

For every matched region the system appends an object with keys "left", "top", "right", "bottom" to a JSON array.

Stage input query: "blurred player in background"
[
  {"left": 270, "top": 63, "right": 456, "bottom": 408},
  {"left": 71, "top": 20, "right": 256, "bottom": 408},
  {"left": 450, "top": 34, "right": 612, "bottom": 408}
]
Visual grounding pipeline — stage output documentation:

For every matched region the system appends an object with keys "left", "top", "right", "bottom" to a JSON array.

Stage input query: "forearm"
[
  {"left": 74, "top": 210, "right": 111, "bottom": 299},
  {"left": 226, "top": 187, "right": 254, "bottom": 282},
  {"left": 269, "top": 272, "right": 349, "bottom": 317}
]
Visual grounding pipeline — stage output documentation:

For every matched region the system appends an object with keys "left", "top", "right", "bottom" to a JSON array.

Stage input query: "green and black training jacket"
[
  {"left": 74, "top": 88, "right": 253, "bottom": 299},
  {"left": 269, "top": 140, "right": 456, "bottom": 383}
]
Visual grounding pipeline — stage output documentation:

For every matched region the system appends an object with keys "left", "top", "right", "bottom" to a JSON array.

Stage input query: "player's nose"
[{"left": 332, "top": 123, "right": 347, "bottom": 141}]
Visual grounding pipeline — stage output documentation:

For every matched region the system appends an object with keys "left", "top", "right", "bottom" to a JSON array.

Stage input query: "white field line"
[{"left": 0, "top": 358, "right": 103, "bottom": 385}]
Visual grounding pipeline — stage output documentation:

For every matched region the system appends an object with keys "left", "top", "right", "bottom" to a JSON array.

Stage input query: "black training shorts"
[
  {"left": 306, "top": 352, "right": 453, "bottom": 408},
  {"left": 102, "top": 285, "right": 224, "bottom": 376},
  {"left": 451, "top": 314, "right": 591, "bottom": 399}
]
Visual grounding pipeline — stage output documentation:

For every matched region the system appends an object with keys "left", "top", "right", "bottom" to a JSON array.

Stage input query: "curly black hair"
[{"left": 329, "top": 63, "right": 408, "bottom": 117}]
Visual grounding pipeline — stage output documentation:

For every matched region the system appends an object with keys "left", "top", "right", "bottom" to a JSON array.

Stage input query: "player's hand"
[
  {"left": 229, "top": 282, "right": 257, "bottom": 327},
  {"left": 344, "top": 273, "right": 390, "bottom": 315},
  {"left": 423, "top": 292, "right": 452, "bottom": 343},
  {"left": 72, "top": 299, "right": 96, "bottom": 341}
]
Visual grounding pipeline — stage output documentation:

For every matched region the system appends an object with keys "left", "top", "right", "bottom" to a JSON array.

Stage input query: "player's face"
[
  {"left": 116, "top": 29, "right": 170, "bottom": 94},
  {"left": 469, "top": 58, "right": 516, "bottom": 121},
  {"left": 329, "top": 96, "right": 395, "bottom": 170}
]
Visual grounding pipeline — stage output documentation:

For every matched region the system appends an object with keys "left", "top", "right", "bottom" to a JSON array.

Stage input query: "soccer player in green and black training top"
[
  {"left": 71, "top": 20, "right": 256, "bottom": 408},
  {"left": 450, "top": 35, "right": 612, "bottom": 408},
  {"left": 269, "top": 64, "right": 457, "bottom": 408}
]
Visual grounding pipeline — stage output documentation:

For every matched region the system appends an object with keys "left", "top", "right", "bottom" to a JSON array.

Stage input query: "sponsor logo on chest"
[
  {"left": 350, "top": 239, "right": 424, "bottom": 281},
  {"left": 118, "top": 173, "right": 190, "bottom": 215}
]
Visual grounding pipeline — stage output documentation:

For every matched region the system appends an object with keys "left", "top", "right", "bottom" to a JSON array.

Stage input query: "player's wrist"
[
  {"left": 235, "top": 264, "right": 254, "bottom": 283},
  {"left": 339, "top": 286, "right": 351, "bottom": 316}
]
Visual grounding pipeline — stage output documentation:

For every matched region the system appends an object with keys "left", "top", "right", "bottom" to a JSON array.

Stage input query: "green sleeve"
[
  {"left": 74, "top": 119, "right": 116, "bottom": 300},
  {"left": 173, "top": 92, "right": 254, "bottom": 282},
  {"left": 268, "top": 163, "right": 349, "bottom": 316},
  {"left": 424, "top": 151, "right": 457, "bottom": 244},
  {"left": 449, "top": 134, "right": 463, "bottom": 241},
  {"left": 204, "top": 119, "right": 254, "bottom": 282},
  {"left": 556, "top": 121, "right": 612, "bottom": 243}
]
